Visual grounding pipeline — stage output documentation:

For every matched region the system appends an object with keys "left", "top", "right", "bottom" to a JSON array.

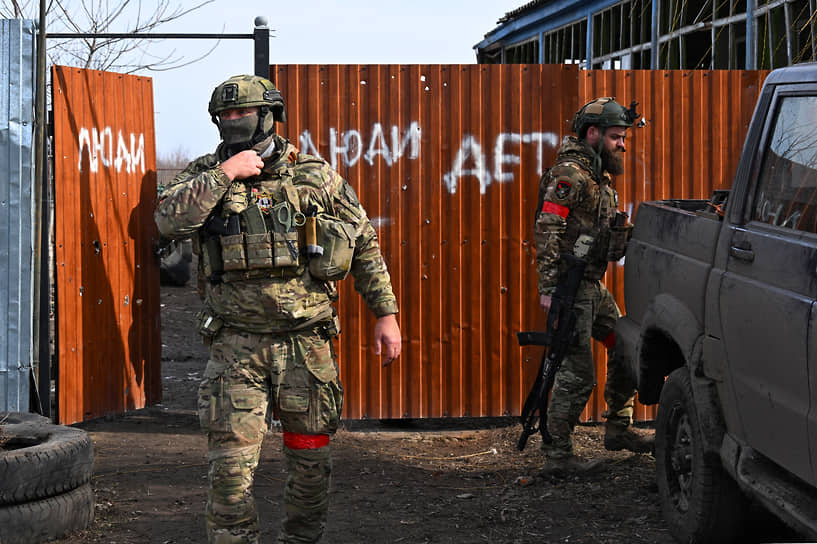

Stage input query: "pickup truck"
[{"left": 617, "top": 63, "right": 817, "bottom": 542}]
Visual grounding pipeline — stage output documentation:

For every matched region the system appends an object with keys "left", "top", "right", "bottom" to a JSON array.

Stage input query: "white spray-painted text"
[
  {"left": 298, "top": 123, "right": 560, "bottom": 195},
  {"left": 300, "top": 122, "right": 421, "bottom": 170},
  {"left": 78, "top": 127, "right": 145, "bottom": 174},
  {"left": 443, "top": 132, "right": 560, "bottom": 194}
]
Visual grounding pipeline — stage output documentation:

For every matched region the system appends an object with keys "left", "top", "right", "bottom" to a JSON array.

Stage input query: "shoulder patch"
[
  {"left": 554, "top": 179, "right": 572, "bottom": 200},
  {"left": 295, "top": 151, "right": 328, "bottom": 166}
]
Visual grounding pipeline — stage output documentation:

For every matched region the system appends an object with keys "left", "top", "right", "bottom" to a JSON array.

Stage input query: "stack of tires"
[{"left": 0, "top": 412, "right": 95, "bottom": 543}]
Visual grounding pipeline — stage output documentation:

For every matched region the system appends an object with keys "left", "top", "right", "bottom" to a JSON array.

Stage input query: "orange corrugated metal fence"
[
  {"left": 52, "top": 65, "right": 161, "bottom": 425},
  {"left": 48, "top": 63, "right": 768, "bottom": 424},
  {"left": 270, "top": 64, "right": 769, "bottom": 422},
  {"left": 272, "top": 64, "right": 577, "bottom": 420}
]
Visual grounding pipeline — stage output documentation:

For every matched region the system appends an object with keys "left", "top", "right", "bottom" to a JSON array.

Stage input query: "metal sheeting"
[
  {"left": 52, "top": 65, "right": 161, "bottom": 425},
  {"left": 0, "top": 19, "right": 36, "bottom": 413},
  {"left": 270, "top": 65, "right": 766, "bottom": 422}
]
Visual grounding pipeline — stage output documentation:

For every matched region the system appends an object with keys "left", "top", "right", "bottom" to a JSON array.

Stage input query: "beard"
[{"left": 601, "top": 145, "right": 625, "bottom": 175}]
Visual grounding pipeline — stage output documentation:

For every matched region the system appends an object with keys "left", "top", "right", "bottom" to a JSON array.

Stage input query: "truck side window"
[{"left": 753, "top": 95, "right": 817, "bottom": 233}]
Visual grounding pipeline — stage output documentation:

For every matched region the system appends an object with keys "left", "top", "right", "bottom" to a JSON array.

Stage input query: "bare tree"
[
  {"left": 157, "top": 146, "right": 193, "bottom": 192},
  {"left": 1, "top": 0, "right": 218, "bottom": 73}
]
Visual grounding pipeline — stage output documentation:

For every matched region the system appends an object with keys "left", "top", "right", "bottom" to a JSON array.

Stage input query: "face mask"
[{"left": 219, "top": 112, "right": 259, "bottom": 146}]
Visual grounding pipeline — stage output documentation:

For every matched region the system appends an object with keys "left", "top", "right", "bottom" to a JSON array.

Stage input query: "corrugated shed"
[
  {"left": 268, "top": 65, "right": 766, "bottom": 422},
  {"left": 0, "top": 19, "right": 36, "bottom": 412},
  {"left": 52, "top": 66, "right": 161, "bottom": 424}
]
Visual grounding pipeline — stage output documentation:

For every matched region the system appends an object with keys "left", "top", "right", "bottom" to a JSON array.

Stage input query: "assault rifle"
[{"left": 516, "top": 252, "right": 587, "bottom": 451}]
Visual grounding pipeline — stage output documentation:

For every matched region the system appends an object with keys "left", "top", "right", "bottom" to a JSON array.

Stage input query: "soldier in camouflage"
[
  {"left": 155, "top": 75, "right": 401, "bottom": 543},
  {"left": 534, "top": 97, "right": 653, "bottom": 474}
]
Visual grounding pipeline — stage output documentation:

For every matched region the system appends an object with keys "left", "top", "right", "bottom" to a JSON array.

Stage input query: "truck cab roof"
[{"left": 765, "top": 62, "right": 817, "bottom": 85}]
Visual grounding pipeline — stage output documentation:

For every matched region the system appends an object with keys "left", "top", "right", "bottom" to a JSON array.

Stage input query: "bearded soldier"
[
  {"left": 535, "top": 97, "right": 652, "bottom": 473},
  {"left": 155, "top": 75, "right": 401, "bottom": 543}
]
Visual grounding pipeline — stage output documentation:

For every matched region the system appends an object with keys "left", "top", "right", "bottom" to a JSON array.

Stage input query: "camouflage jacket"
[
  {"left": 534, "top": 136, "right": 621, "bottom": 295},
  {"left": 155, "top": 135, "right": 398, "bottom": 333}
]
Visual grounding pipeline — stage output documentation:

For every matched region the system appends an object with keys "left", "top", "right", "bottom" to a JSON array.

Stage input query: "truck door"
[{"left": 720, "top": 92, "right": 817, "bottom": 486}]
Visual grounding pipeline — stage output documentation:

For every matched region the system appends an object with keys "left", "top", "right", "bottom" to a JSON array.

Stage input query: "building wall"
[{"left": 477, "top": 0, "right": 815, "bottom": 70}]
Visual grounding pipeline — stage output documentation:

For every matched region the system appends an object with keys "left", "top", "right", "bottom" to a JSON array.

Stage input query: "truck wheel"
[
  {"left": 0, "top": 412, "right": 94, "bottom": 505},
  {"left": 0, "top": 482, "right": 95, "bottom": 543},
  {"left": 655, "top": 368, "right": 747, "bottom": 543}
]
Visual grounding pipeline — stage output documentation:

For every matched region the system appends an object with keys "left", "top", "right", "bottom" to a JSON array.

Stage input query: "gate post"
[{"left": 253, "top": 16, "right": 269, "bottom": 79}]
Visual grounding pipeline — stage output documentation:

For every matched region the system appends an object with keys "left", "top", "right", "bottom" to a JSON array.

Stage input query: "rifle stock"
[{"left": 516, "top": 253, "right": 586, "bottom": 451}]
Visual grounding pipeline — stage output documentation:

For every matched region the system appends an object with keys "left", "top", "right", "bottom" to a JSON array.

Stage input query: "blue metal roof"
[{"left": 474, "top": 0, "right": 623, "bottom": 51}]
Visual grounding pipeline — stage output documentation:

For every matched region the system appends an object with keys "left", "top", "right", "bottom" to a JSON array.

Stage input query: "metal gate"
[{"left": 52, "top": 65, "right": 161, "bottom": 424}]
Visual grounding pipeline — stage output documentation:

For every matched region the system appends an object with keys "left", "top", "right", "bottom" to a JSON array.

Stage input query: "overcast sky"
[{"left": 148, "top": 0, "right": 522, "bottom": 159}]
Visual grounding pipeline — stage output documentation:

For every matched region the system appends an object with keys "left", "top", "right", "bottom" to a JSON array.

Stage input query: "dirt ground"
[{"left": 48, "top": 282, "right": 799, "bottom": 544}]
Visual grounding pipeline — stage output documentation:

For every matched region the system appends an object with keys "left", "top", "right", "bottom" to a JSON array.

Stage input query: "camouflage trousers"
[
  {"left": 543, "top": 280, "right": 636, "bottom": 459},
  {"left": 198, "top": 326, "right": 344, "bottom": 543}
]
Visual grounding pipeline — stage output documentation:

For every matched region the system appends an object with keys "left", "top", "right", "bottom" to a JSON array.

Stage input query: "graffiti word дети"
[
  {"left": 78, "top": 127, "right": 145, "bottom": 174},
  {"left": 443, "top": 132, "right": 560, "bottom": 194}
]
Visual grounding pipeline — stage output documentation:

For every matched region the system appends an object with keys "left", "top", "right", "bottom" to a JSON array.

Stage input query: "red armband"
[
  {"left": 283, "top": 431, "right": 330, "bottom": 450},
  {"left": 540, "top": 201, "right": 569, "bottom": 218}
]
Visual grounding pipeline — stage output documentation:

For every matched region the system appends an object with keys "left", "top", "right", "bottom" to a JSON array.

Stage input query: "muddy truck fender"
[{"left": 615, "top": 199, "right": 723, "bottom": 404}]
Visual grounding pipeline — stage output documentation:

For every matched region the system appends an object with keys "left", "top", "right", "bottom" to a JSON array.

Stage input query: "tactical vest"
[
  {"left": 196, "top": 156, "right": 356, "bottom": 285},
  {"left": 545, "top": 152, "right": 626, "bottom": 269}
]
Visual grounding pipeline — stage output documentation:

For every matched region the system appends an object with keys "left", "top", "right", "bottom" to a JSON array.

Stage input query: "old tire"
[
  {"left": 0, "top": 412, "right": 94, "bottom": 505},
  {"left": 0, "top": 482, "right": 95, "bottom": 543},
  {"left": 655, "top": 368, "right": 747, "bottom": 543},
  {"left": 0, "top": 412, "right": 49, "bottom": 426}
]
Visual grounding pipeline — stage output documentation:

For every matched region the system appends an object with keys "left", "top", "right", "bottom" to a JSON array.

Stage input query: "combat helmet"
[
  {"left": 208, "top": 74, "right": 286, "bottom": 150},
  {"left": 571, "top": 97, "right": 640, "bottom": 138}
]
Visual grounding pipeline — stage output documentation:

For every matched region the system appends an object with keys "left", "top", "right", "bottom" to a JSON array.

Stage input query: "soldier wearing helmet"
[
  {"left": 534, "top": 97, "right": 653, "bottom": 474},
  {"left": 155, "top": 74, "right": 401, "bottom": 543}
]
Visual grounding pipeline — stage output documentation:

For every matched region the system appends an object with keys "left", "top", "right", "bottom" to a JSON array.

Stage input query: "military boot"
[
  {"left": 604, "top": 424, "right": 654, "bottom": 453},
  {"left": 539, "top": 455, "right": 604, "bottom": 477}
]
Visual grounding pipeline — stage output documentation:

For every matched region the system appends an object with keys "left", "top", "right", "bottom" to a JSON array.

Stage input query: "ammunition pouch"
[
  {"left": 200, "top": 236, "right": 224, "bottom": 283},
  {"left": 606, "top": 224, "right": 633, "bottom": 261},
  {"left": 220, "top": 233, "right": 247, "bottom": 270},
  {"left": 198, "top": 185, "right": 307, "bottom": 282},
  {"left": 308, "top": 213, "right": 356, "bottom": 281}
]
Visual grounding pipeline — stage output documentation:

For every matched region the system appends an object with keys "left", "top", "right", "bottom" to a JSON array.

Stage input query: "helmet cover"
[
  {"left": 571, "top": 97, "right": 640, "bottom": 137},
  {"left": 208, "top": 75, "right": 286, "bottom": 150}
]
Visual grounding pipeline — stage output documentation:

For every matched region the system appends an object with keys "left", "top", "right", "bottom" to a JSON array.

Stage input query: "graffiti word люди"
[
  {"left": 78, "top": 127, "right": 145, "bottom": 175},
  {"left": 299, "top": 122, "right": 421, "bottom": 170}
]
